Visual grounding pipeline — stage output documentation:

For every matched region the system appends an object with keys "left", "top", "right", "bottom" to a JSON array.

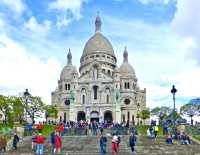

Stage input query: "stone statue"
[
  {"left": 115, "top": 88, "right": 120, "bottom": 112},
  {"left": 70, "top": 90, "right": 75, "bottom": 105}
]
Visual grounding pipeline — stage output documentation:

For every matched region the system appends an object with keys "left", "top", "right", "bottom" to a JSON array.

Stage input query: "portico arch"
[
  {"left": 90, "top": 111, "right": 99, "bottom": 122},
  {"left": 104, "top": 110, "right": 113, "bottom": 123},
  {"left": 77, "top": 111, "right": 86, "bottom": 122}
]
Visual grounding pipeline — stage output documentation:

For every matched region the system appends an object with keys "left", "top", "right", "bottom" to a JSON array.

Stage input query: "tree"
[
  {"left": 151, "top": 106, "right": 171, "bottom": 124},
  {"left": 180, "top": 103, "right": 199, "bottom": 126},
  {"left": 140, "top": 108, "right": 150, "bottom": 125},
  {"left": 11, "top": 96, "right": 24, "bottom": 124},
  {"left": 26, "top": 96, "right": 45, "bottom": 124},
  {"left": 0, "top": 95, "right": 12, "bottom": 124},
  {"left": 45, "top": 105, "right": 58, "bottom": 121}
]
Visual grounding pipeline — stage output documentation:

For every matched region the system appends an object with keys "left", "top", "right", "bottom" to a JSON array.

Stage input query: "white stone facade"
[{"left": 51, "top": 16, "right": 146, "bottom": 124}]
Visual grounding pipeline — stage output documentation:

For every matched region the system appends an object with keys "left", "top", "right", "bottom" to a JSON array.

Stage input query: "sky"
[{"left": 0, "top": 0, "right": 200, "bottom": 110}]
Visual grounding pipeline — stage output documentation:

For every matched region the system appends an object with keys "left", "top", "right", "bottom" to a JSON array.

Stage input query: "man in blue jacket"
[
  {"left": 50, "top": 130, "right": 55, "bottom": 155},
  {"left": 99, "top": 134, "right": 107, "bottom": 154},
  {"left": 129, "top": 132, "right": 137, "bottom": 153}
]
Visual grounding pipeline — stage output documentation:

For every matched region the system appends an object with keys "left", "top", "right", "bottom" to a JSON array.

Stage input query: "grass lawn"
[
  {"left": 193, "top": 135, "right": 200, "bottom": 141},
  {"left": 136, "top": 125, "right": 163, "bottom": 136}
]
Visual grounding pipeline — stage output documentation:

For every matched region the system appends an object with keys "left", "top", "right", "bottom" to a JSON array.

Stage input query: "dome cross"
[
  {"left": 123, "top": 46, "right": 128, "bottom": 62},
  {"left": 67, "top": 48, "right": 72, "bottom": 65},
  {"left": 95, "top": 13, "right": 101, "bottom": 33}
]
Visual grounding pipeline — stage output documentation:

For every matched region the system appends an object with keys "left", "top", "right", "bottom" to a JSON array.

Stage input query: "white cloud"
[
  {"left": 171, "top": 0, "right": 200, "bottom": 64},
  {"left": 138, "top": 0, "right": 174, "bottom": 5},
  {"left": 0, "top": 34, "right": 62, "bottom": 104},
  {"left": 0, "top": 0, "right": 26, "bottom": 15},
  {"left": 56, "top": 15, "right": 73, "bottom": 28},
  {"left": 49, "top": 0, "right": 89, "bottom": 28},
  {"left": 49, "top": 0, "right": 88, "bottom": 20},
  {"left": 24, "top": 17, "right": 52, "bottom": 36},
  {"left": 103, "top": 15, "right": 200, "bottom": 109}
]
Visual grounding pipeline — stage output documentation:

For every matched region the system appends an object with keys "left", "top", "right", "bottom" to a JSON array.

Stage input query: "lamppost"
[
  {"left": 171, "top": 85, "right": 177, "bottom": 136},
  {"left": 23, "top": 89, "right": 30, "bottom": 123}
]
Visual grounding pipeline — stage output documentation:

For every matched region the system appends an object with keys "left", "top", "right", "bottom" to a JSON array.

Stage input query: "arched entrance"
[
  {"left": 90, "top": 111, "right": 99, "bottom": 122},
  {"left": 77, "top": 111, "right": 86, "bottom": 122},
  {"left": 104, "top": 111, "right": 113, "bottom": 123},
  {"left": 64, "top": 112, "right": 66, "bottom": 123}
]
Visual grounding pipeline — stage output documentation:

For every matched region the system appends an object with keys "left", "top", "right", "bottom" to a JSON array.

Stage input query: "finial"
[
  {"left": 123, "top": 46, "right": 128, "bottom": 62},
  {"left": 67, "top": 48, "right": 72, "bottom": 65},
  {"left": 95, "top": 12, "right": 101, "bottom": 33}
]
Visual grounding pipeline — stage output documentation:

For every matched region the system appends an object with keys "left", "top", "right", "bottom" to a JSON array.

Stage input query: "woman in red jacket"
[
  {"left": 111, "top": 135, "right": 119, "bottom": 155},
  {"left": 55, "top": 132, "right": 62, "bottom": 154}
]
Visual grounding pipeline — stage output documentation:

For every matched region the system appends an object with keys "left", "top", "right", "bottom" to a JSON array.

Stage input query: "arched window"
[
  {"left": 128, "top": 112, "right": 130, "bottom": 121},
  {"left": 106, "top": 94, "right": 109, "bottom": 104},
  {"left": 65, "top": 84, "right": 70, "bottom": 90},
  {"left": 82, "top": 95, "right": 85, "bottom": 104},
  {"left": 125, "top": 82, "right": 127, "bottom": 89},
  {"left": 123, "top": 114, "right": 125, "bottom": 122},
  {"left": 108, "top": 70, "right": 111, "bottom": 75},
  {"left": 93, "top": 86, "right": 98, "bottom": 100},
  {"left": 127, "top": 82, "right": 130, "bottom": 89}
]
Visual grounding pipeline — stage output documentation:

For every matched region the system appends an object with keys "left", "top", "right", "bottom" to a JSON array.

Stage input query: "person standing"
[
  {"left": 13, "top": 133, "right": 19, "bottom": 150},
  {"left": 154, "top": 125, "right": 159, "bottom": 138},
  {"left": 32, "top": 132, "right": 36, "bottom": 151},
  {"left": 129, "top": 132, "right": 137, "bottom": 153},
  {"left": 35, "top": 133, "right": 46, "bottom": 155},
  {"left": 50, "top": 130, "right": 55, "bottom": 155},
  {"left": 99, "top": 134, "right": 107, "bottom": 154},
  {"left": 111, "top": 135, "right": 118, "bottom": 155},
  {"left": 55, "top": 132, "right": 62, "bottom": 154}
]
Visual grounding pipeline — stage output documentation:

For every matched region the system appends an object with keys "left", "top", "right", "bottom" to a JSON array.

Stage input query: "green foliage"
[
  {"left": 180, "top": 103, "right": 199, "bottom": 116},
  {"left": 151, "top": 106, "right": 172, "bottom": 124},
  {"left": 140, "top": 108, "right": 150, "bottom": 125},
  {"left": 180, "top": 103, "right": 199, "bottom": 125},
  {"left": 0, "top": 95, "right": 12, "bottom": 124},
  {"left": 41, "top": 125, "right": 54, "bottom": 137},
  {"left": 151, "top": 107, "right": 161, "bottom": 116},
  {"left": 10, "top": 96, "right": 24, "bottom": 123},
  {"left": 45, "top": 105, "right": 58, "bottom": 119}
]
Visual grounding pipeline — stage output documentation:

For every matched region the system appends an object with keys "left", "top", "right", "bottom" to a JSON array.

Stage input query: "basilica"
[{"left": 51, "top": 15, "right": 146, "bottom": 124}]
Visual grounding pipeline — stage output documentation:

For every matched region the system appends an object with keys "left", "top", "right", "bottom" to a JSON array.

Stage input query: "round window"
[
  {"left": 65, "top": 99, "right": 70, "bottom": 106},
  {"left": 124, "top": 99, "right": 130, "bottom": 105}
]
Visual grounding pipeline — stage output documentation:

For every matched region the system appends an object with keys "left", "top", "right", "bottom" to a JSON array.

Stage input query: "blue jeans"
[
  {"left": 100, "top": 144, "right": 106, "bottom": 154},
  {"left": 93, "top": 129, "right": 97, "bottom": 135},
  {"left": 36, "top": 144, "right": 44, "bottom": 155}
]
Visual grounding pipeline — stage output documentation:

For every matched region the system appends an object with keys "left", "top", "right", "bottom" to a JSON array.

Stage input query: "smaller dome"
[
  {"left": 113, "top": 67, "right": 120, "bottom": 73},
  {"left": 60, "top": 49, "right": 78, "bottom": 80},
  {"left": 119, "top": 62, "right": 136, "bottom": 78},
  {"left": 60, "top": 65, "right": 77, "bottom": 80},
  {"left": 119, "top": 47, "right": 136, "bottom": 79}
]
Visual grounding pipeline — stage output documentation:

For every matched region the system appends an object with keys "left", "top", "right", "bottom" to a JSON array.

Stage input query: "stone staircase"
[
  {"left": 136, "top": 136, "right": 200, "bottom": 155},
  {"left": 5, "top": 135, "right": 200, "bottom": 155},
  {"left": 6, "top": 135, "right": 131, "bottom": 155}
]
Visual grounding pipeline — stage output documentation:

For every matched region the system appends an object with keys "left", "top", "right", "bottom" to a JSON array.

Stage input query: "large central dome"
[
  {"left": 82, "top": 32, "right": 114, "bottom": 56},
  {"left": 82, "top": 15, "right": 115, "bottom": 57}
]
